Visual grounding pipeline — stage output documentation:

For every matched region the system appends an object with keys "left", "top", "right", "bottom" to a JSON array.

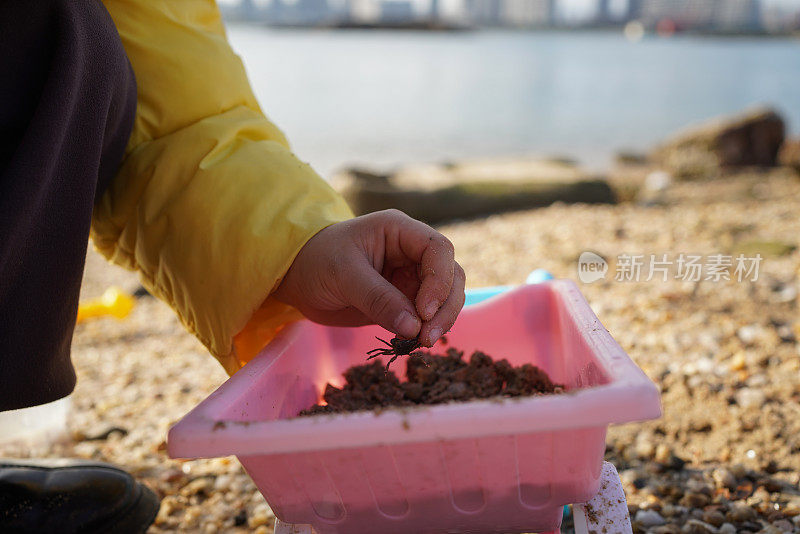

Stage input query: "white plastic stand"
[
  {"left": 274, "top": 521, "right": 313, "bottom": 534},
  {"left": 0, "top": 396, "right": 71, "bottom": 446},
  {"left": 572, "top": 462, "right": 632, "bottom": 534},
  {"left": 274, "top": 461, "right": 631, "bottom": 534}
]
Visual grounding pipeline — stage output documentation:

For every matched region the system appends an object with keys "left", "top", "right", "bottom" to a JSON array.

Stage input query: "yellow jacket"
[{"left": 93, "top": 0, "right": 353, "bottom": 374}]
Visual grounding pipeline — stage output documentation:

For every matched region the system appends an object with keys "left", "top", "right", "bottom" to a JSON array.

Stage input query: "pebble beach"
[{"left": 2, "top": 167, "right": 799, "bottom": 533}]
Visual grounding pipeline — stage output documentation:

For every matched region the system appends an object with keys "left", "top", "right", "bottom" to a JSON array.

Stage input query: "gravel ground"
[{"left": 1, "top": 168, "right": 799, "bottom": 533}]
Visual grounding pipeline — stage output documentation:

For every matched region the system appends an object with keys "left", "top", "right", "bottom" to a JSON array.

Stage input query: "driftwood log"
[{"left": 333, "top": 159, "right": 615, "bottom": 224}]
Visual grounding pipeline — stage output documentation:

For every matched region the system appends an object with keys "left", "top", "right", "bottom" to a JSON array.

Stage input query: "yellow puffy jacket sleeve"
[{"left": 93, "top": 0, "right": 353, "bottom": 374}]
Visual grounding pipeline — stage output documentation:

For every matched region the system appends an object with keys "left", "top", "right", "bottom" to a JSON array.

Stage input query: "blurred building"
[
  {"left": 430, "top": 0, "right": 441, "bottom": 18},
  {"left": 380, "top": 0, "right": 415, "bottom": 22},
  {"left": 262, "top": 0, "right": 337, "bottom": 25},
  {"left": 715, "top": 0, "right": 762, "bottom": 31},
  {"left": 238, "top": 0, "right": 259, "bottom": 19},
  {"left": 464, "top": 0, "right": 503, "bottom": 25},
  {"left": 464, "top": 0, "right": 556, "bottom": 27},
  {"left": 344, "top": 0, "right": 381, "bottom": 23},
  {"left": 638, "top": 0, "right": 763, "bottom": 32},
  {"left": 761, "top": 1, "right": 800, "bottom": 32},
  {"left": 627, "top": 0, "right": 644, "bottom": 20},
  {"left": 595, "top": 0, "right": 613, "bottom": 24},
  {"left": 504, "top": 0, "right": 557, "bottom": 27}
]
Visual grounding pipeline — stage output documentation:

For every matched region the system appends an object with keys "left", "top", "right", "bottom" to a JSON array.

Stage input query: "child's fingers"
[
  {"left": 419, "top": 263, "right": 466, "bottom": 347},
  {"left": 415, "top": 232, "right": 455, "bottom": 321},
  {"left": 387, "top": 265, "right": 421, "bottom": 303},
  {"left": 343, "top": 258, "right": 422, "bottom": 339},
  {"left": 299, "top": 306, "right": 372, "bottom": 328},
  {"left": 383, "top": 212, "right": 455, "bottom": 322}
]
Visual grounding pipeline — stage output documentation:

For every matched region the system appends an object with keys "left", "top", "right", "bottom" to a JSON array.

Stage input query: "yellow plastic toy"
[{"left": 76, "top": 287, "right": 135, "bottom": 323}]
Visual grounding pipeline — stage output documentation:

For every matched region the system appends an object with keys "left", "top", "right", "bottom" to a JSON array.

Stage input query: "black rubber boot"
[{"left": 0, "top": 459, "right": 159, "bottom": 534}]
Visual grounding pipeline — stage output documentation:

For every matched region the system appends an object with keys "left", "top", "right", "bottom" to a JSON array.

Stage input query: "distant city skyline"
[
  {"left": 220, "top": 0, "right": 800, "bottom": 17},
  {"left": 220, "top": 0, "right": 800, "bottom": 31},
  {"left": 555, "top": 0, "right": 798, "bottom": 20}
]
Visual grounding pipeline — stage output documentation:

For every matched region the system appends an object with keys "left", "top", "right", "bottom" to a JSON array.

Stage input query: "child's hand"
[{"left": 273, "top": 210, "right": 465, "bottom": 347}]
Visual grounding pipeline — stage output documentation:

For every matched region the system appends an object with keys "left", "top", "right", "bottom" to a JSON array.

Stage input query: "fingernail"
[
  {"left": 395, "top": 310, "right": 421, "bottom": 337},
  {"left": 428, "top": 328, "right": 442, "bottom": 346},
  {"left": 424, "top": 301, "right": 440, "bottom": 320}
]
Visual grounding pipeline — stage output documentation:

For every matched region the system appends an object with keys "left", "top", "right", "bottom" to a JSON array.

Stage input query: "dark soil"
[{"left": 299, "top": 347, "right": 564, "bottom": 416}]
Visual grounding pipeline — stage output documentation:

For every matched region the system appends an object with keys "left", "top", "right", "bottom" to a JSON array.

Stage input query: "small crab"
[{"left": 366, "top": 335, "right": 421, "bottom": 369}]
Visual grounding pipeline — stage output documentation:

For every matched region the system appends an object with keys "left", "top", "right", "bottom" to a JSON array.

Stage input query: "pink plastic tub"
[{"left": 168, "top": 280, "right": 661, "bottom": 534}]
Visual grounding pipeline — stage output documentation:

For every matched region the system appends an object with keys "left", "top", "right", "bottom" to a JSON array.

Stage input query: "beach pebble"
[
  {"left": 692, "top": 357, "right": 717, "bottom": 375},
  {"left": 654, "top": 443, "right": 673, "bottom": 464},
  {"left": 735, "top": 387, "right": 766, "bottom": 409},
  {"left": 660, "top": 504, "right": 683, "bottom": 518},
  {"left": 729, "top": 464, "right": 749, "bottom": 478},
  {"left": 161, "top": 468, "right": 185, "bottom": 483},
  {"left": 740, "top": 521, "right": 763, "bottom": 531},
  {"left": 728, "top": 504, "right": 757, "bottom": 523},
  {"left": 213, "top": 474, "right": 233, "bottom": 491},
  {"left": 248, "top": 504, "right": 272, "bottom": 529},
  {"left": 772, "top": 519, "right": 794, "bottom": 531},
  {"left": 685, "top": 479, "right": 712, "bottom": 495},
  {"left": 782, "top": 500, "right": 800, "bottom": 517},
  {"left": 717, "top": 523, "right": 736, "bottom": 534},
  {"left": 757, "top": 477, "right": 783, "bottom": 493},
  {"left": 680, "top": 492, "right": 710, "bottom": 508},
  {"left": 636, "top": 436, "right": 656, "bottom": 459},
  {"left": 687, "top": 375, "right": 704, "bottom": 389},
  {"left": 775, "top": 321, "right": 796, "bottom": 341},
  {"left": 636, "top": 509, "right": 667, "bottom": 527},
  {"left": 620, "top": 468, "right": 639, "bottom": 486},
  {"left": 730, "top": 352, "right": 747, "bottom": 371},
  {"left": 702, "top": 510, "right": 725, "bottom": 527},
  {"left": 712, "top": 468, "right": 737, "bottom": 490},
  {"left": 645, "top": 170, "right": 672, "bottom": 191},
  {"left": 746, "top": 374, "right": 768, "bottom": 387},
  {"left": 737, "top": 325, "right": 761, "bottom": 345},
  {"left": 748, "top": 486, "right": 771, "bottom": 505},
  {"left": 681, "top": 519, "right": 718, "bottom": 533},
  {"left": 180, "top": 477, "right": 212, "bottom": 497},
  {"left": 182, "top": 506, "right": 202, "bottom": 525},
  {"left": 155, "top": 496, "right": 176, "bottom": 524}
]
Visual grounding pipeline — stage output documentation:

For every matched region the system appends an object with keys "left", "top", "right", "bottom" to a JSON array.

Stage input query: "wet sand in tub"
[{"left": 299, "top": 347, "right": 564, "bottom": 416}]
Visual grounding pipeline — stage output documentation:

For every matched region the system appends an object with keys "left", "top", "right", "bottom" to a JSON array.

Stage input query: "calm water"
[{"left": 227, "top": 26, "right": 800, "bottom": 177}]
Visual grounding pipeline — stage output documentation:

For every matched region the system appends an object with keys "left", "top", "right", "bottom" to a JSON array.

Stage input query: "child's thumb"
[{"left": 344, "top": 260, "right": 421, "bottom": 338}]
